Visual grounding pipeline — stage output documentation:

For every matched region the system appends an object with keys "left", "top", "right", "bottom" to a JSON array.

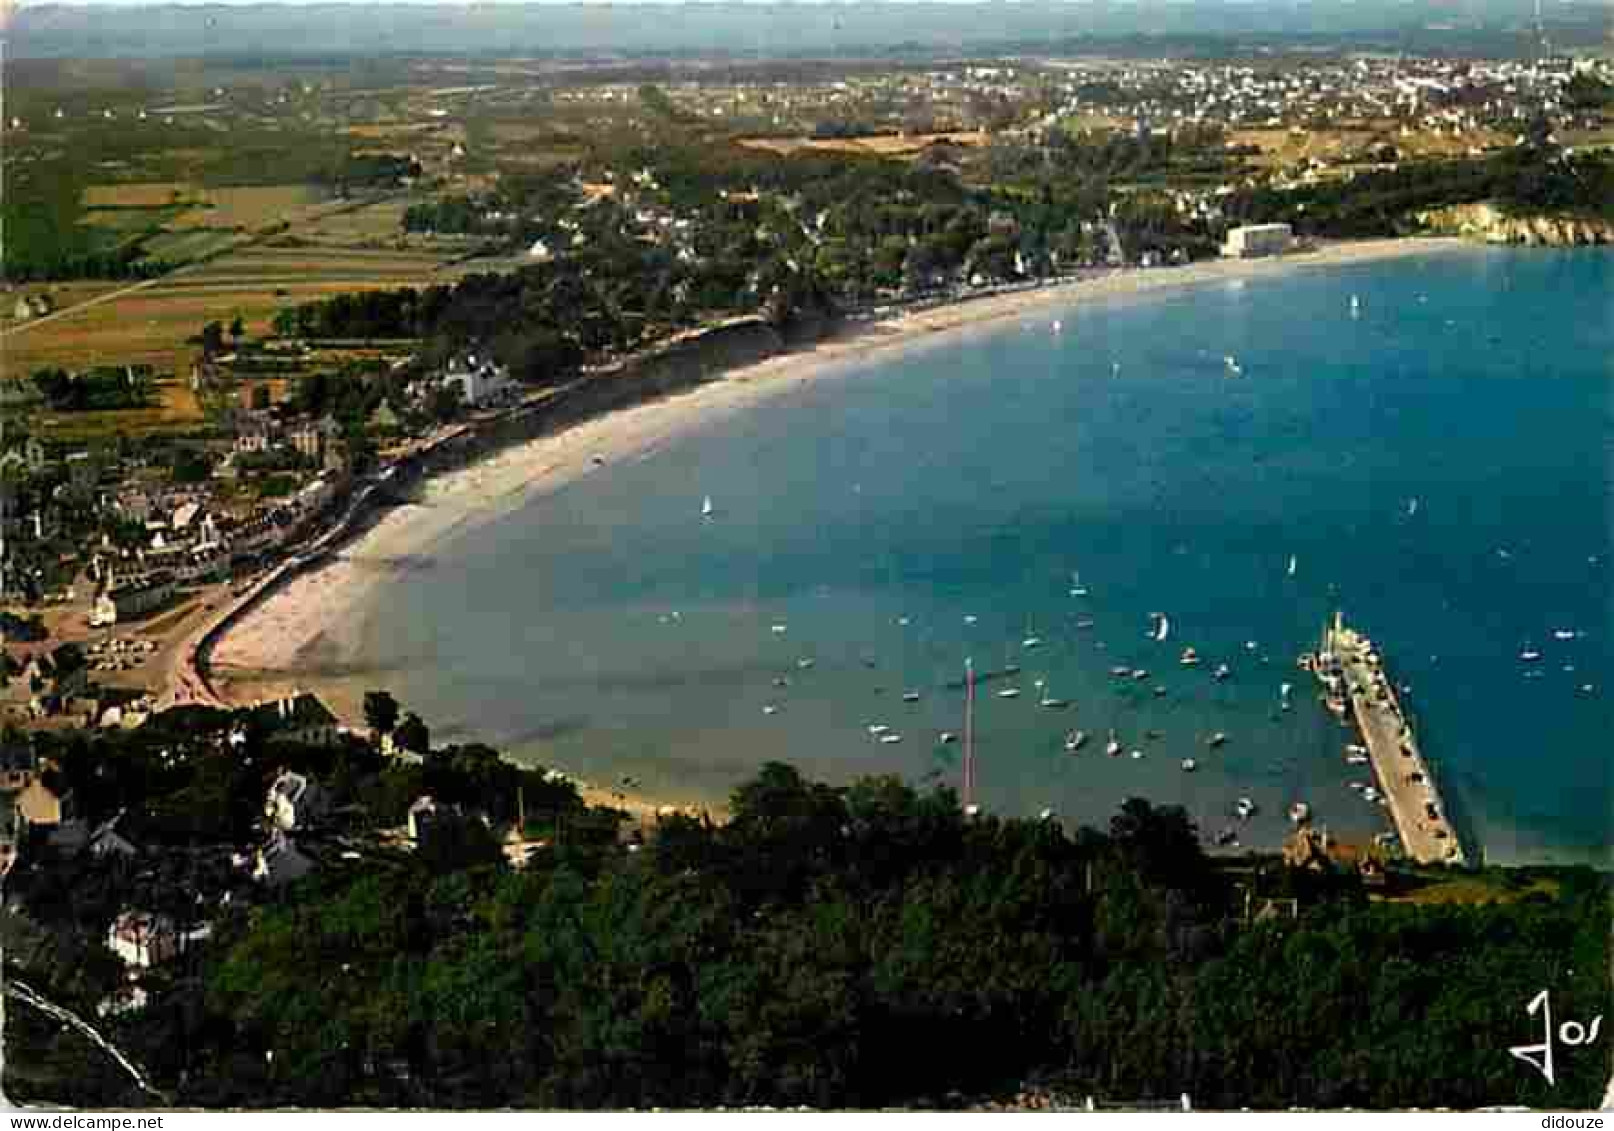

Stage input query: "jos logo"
[{"left": 1509, "top": 989, "right": 1604, "bottom": 1086}]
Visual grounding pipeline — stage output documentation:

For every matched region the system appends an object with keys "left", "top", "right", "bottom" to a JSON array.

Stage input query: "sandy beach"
[{"left": 208, "top": 236, "right": 1469, "bottom": 784}]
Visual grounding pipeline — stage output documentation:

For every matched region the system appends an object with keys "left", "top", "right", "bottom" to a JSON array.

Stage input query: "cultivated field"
[
  {"left": 1229, "top": 121, "right": 1512, "bottom": 170},
  {"left": 169, "top": 184, "right": 330, "bottom": 229}
]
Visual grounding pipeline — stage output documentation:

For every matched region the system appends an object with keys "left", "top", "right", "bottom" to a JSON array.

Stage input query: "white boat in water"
[
  {"left": 1106, "top": 730, "right": 1122, "bottom": 757},
  {"left": 1069, "top": 571, "right": 1089, "bottom": 597},
  {"left": 701, "top": 495, "right": 714, "bottom": 518},
  {"left": 1153, "top": 615, "right": 1170, "bottom": 643},
  {"left": 1520, "top": 649, "right": 1542, "bottom": 662},
  {"left": 879, "top": 733, "right": 903, "bottom": 745},
  {"left": 1224, "top": 354, "right": 1243, "bottom": 376},
  {"left": 1288, "top": 801, "right": 1311, "bottom": 825},
  {"left": 1207, "top": 732, "right": 1228, "bottom": 748},
  {"left": 1287, "top": 555, "right": 1298, "bottom": 578},
  {"left": 1065, "top": 730, "right": 1088, "bottom": 752},
  {"left": 1181, "top": 758, "right": 1197, "bottom": 772},
  {"left": 1021, "top": 617, "right": 1043, "bottom": 649},
  {"left": 997, "top": 687, "right": 1022, "bottom": 699},
  {"left": 1235, "top": 797, "right": 1257, "bottom": 820},
  {"left": 1180, "top": 647, "right": 1200, "bottom": 667},
  {"left": 1039, "top": 681, "right": 1068, "bottom": 709},
  {"left": 1350, "top": 294, "right": 1361, "bottom": 317}
]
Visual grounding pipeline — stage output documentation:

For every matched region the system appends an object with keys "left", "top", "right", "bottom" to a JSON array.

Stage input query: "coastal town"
[{"left": 0, "top": 12, "right": 1611, "bottom": 1111}]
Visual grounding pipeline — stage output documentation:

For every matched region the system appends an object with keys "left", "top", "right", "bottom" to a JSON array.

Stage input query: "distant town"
[{"left": 0, "top": 24, "right": 1610, "bottom": 1110}]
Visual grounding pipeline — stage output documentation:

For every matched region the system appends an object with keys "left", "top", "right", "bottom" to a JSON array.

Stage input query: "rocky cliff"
[{"left": 1415, "top": 202, "right": 1614, "bottom": 246}]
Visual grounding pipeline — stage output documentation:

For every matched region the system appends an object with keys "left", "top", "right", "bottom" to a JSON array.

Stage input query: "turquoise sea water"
[{"left": 356, "top": 247, "right": 1613, "bottom": 863}]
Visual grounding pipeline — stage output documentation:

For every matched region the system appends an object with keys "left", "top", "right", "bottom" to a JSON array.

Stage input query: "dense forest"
[{"left": 5, "top": 708, "right": 1606, "bottom": 1111}]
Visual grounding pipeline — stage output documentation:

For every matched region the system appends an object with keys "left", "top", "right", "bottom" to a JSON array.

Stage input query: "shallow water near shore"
[{"left": 352, "top": 247, "right": 1612, "bottom": 862}]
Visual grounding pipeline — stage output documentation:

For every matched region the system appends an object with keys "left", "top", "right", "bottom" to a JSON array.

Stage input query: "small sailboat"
[
  {"left": 1105, "top": 730, "right": 1122, "bottom": 757},
  {"left": 996, "top": 686, "right": 1022, "bottom": 700},
  {"left": 1180, "top": 758, "right": 1197, "bottom": 772},
  {"left": 1287, "top": 555, "right": 1298, "bottom": 578},
  {"left": 762, "top": 704, "right": 780, "bottom": 716},
  {"left": 1519, "top": 649, "right": 1542, "bottom": 662},
  {"left": 938, "top": 731, "right": 957, "bottom": 744},
  {"left": 1021, "top": 617, "right": 1043, "bottom": 649},
  {"left": 1065, "top": 730, "right": 1087, "bottom": 752},
  {"left": 701, "top": 495, "right": 714, "bottom": 519},
  {"left": 1288, "top": 801, "right": 1311, "bottom": 825},
  {"left": 1069, "top": 571, "right": 1089, "bottom": 598},
  {"left": 1224, "top": 354, "right": 1243, "bottom": 377},
  {"left": 1350, "top": 294, "right": 1361, "bottom": 318},
  {"left": 879, "top": 733, "right": 903, "bottom": 745},
  {"left": 1039, "top": 681, "right": 1067, "bottom": 709},
  {"left": 1179, "top": 646, "right": 1200, "bottom": 667},
  {"left": 1406, "top": 497, "right": 1419, "bottom": 517},
  {"left": 1235, "top": 797, "right": 1257, "bottom": 820},
  {"left": 1206, "top": 732, "right": 1228, "bottom": 748},
  {"left": 902, "top": 690, "right": 921, "bottom": 703},
  {"left": 1279, "top": 682, "right": 1293, "bottom": 711},
  {"left": 1153, "top": 615, "right": 1170, "bottom": 643},
  {"left": 867, "top": 723, "right": 890, "bottom": 736},
  {"left": 1129, "top": 749, "right": 1144, "bottom": 760},
  {"left": 1213, "top": 663, "right": 1231, "bottom": 681}
]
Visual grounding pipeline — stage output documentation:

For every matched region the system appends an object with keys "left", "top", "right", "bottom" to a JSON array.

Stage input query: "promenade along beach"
[{"left": 210, "top": 240, "right": 1614, "bottom": 863}]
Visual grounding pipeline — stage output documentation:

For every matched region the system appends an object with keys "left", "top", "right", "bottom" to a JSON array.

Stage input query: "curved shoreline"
[{"left": 202, "top": 237, "right": 1471, "bottom": 713}]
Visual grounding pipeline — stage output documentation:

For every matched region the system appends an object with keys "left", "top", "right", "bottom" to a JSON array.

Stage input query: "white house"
[
  {"left": 107, "top": 910, "right": 181, "bottom": 969},
  {"left": 441, "top": 354, "right": 517, "bottom": 408},
  {"left": 265, "top": 770, "right": 328, "bottom": 832}
]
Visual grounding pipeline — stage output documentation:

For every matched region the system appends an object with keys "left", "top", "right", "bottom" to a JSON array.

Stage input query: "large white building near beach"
[{"left": 1222, "top": 223, "right": 1292, "bottom": 258}]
